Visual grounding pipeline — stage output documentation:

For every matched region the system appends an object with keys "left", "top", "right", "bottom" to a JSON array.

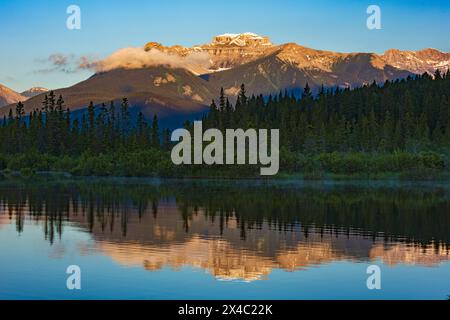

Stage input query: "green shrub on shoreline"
[{"left": 1, "top": 150, "right": 448, "bottom": 181}]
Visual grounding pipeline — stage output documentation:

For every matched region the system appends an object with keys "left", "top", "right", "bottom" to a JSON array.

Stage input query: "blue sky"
[{"left": 1, "top": 0, "right": 449, "bottom": 92}]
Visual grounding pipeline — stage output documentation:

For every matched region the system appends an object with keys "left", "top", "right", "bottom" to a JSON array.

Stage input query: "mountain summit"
[
  {"left": 21, "top": 87, "right": 49, "bottom": 98},
  {"left": 210, "top": 33, "right": 273, "bottom": 47},
  {"left": 144, "top": 32, "right": 278, "bottom": 71}
]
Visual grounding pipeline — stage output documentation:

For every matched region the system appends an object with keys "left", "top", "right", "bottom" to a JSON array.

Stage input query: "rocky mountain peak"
[
  {"left": 144, "top": 33, "right": 277, "bottom": 71},
  {"left": 210, "top": 33, "right": 273, "bottom": 47},
  {"left": 21, "top": 87, "right": 49, "bottom": 98}
]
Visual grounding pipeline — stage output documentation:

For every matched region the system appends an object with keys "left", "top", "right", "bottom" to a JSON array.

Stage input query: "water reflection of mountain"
[
  {"left": 0, "top": 180, "right": 449, "bottom": 281},
  {"left": 88, "top": 207, "right": 449, "bottom": 281}
]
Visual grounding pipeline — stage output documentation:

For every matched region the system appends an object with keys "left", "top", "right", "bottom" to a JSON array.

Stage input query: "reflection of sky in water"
[{"left": 0, "top": 182, "right": 449, "bottom": 300}]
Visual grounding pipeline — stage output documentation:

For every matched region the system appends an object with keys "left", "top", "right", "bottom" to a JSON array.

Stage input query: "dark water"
[{"left": 0, "top": 179, "right": 449, "bottom": 300}]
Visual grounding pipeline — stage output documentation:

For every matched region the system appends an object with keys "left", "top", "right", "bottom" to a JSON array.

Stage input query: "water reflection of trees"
[{"left": 0, "top": 180, "right": 449, "bottom": 249}]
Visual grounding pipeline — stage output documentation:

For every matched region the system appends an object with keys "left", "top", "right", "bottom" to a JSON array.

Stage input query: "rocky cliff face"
[
  {"left": 201, "top": 33, "right": 277, "bottom": 70},
  {"left": 145, "top": 32, "right": 278, "bottom": 72},
  {"left": 381, "top": 48, "right": 450, "bottom": 75}
]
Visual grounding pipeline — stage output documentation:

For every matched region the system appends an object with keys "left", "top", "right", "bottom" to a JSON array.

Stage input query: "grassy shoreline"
[
  {"left": 2, "top": 168, "right": 449, "bottom": 182},
  {"left": 1, "top": 150, "right": 449, "bottom": 181}
]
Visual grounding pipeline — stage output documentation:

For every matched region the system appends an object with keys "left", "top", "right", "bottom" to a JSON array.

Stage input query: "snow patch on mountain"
[
  {"left": 21, "top": 87, "right": 49, "bottom": 98},
  {"left": 153, "top": 73, "right": 177, "bottom": 87}
]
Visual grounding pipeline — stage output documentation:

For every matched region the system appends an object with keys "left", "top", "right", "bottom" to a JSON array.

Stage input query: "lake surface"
[{"left": 0, "top": 178, "right": 449, "bottom": 300}]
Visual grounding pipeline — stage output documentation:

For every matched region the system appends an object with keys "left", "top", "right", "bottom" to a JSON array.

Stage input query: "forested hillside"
[
  {"left": 0, "top": 70, "right": 449, "bottom": 179},
  {"left": 203, "top": 70, "right": 450, "bottom": 153}
]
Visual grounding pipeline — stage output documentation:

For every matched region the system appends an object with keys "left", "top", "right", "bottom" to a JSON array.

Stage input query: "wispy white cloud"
[
  {"left": 36, "top": 46, "right": 212, "bottom": 75},
  {"left": 35, "top": 53, "right": 97, "bottom": 74},
  {"left": 78, "top": 47, "right": 211, "bottom": 74}
]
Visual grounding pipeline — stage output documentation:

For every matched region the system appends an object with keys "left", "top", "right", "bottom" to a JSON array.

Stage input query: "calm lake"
[{"left": 0, "top": 178, "right": 449, "bottom": 300}]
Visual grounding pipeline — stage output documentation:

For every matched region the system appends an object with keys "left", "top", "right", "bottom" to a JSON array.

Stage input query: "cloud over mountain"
[{"left": 79, "top": 47, "right": 212, "bottom": 75}]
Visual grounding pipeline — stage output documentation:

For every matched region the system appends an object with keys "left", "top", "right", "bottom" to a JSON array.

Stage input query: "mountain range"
[{"left": 1, "top": 33, "right": 449, "bottom": 125}]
